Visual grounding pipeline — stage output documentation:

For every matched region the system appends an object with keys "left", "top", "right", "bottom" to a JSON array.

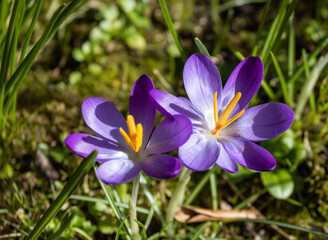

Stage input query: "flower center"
[
  {"left": 119, "top": 115, "right": 143, "bottom": 152},
  {"left": 212, "top": 91, "right": 245, "bottom": 134}
]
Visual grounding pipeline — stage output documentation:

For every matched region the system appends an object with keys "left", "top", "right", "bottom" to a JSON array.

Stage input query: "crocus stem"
[
  {"left": 166, "top": 167, "right": 192, "bottom": 237},
  {"left": 129, "top": 173, "right": 141, "bottom": 240}
]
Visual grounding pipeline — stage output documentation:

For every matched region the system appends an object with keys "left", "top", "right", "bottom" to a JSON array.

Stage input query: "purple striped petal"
[
  {"left": 216, "top": 144, "right": 239, "bottom": 173},
  {"left": 221, "top": 137, "right": 276, "bottom": 171},
  {"left": 97, "top": 159, "right": 141, "bottom": 184},
  {"left": 65, "top": 133, "right": 128, "bottom": 162},
  {"left": 178, "top": 133, "right": 220, "bottom": 171},
  {"left": 146, "top": 115, "right": 192, "bottom": 154},
  {"left": 129, "top": 74, "right": 156, "bottom": 144},
  {"left": 141, "top": 155, "right": 181, "bottom": 179},
  {"left": 150, "top": 89, "right": 204, "bottom": 125},
  {"left": 221, "top": 103, "right": 294, "bottom": 141},
  {"left": 82, "top": 97, "right": 127, "bottom": 142},
  {"left": 183, "top": 53, "right": 222, "bottom": 125},
  {"left": 221, "top": 57, "right": 263, "bottom": 116}
]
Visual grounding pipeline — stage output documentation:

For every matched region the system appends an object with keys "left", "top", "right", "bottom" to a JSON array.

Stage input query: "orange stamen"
[
  {"left": 213, "top": 92, "right": 244, "bottom": 134},
  {"left": 213, "top": 92, "right": 219, "bottom": 125},
  {"left": 119, "top": 115, "right": 143, "bottom": 152}
]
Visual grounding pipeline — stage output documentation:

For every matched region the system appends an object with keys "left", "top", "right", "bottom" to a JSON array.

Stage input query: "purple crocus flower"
[
  {"left": 65, "top": 74, "right": 192, "bottom": 184},
  {"left": 150, "top": 54, "right": 294, "bottom": 173}
]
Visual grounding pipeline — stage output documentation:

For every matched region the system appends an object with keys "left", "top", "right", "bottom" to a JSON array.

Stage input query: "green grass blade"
[
  {"left": 166, "top": 168, "right": 192, "bottom": 237},
  {"left": 261, "top": 0, "right": 298, "bottom": 69},
  {"left": 140, "top": 200, "right": 155, "bottom": 237},
  {"left": 115, "top": 216, "right": 129, "bottom": 240},
  {"left": 223, "top": 219, "right": 328, "bottom": 237},
  {"left": 47, "top": 213, "right": 74, "bottom": 240},
  {"left": 48, "top": 0, "right": 86, "bottom": 37},
  {"left": 261, "top": 79, "right": 276, "bottom": 101},
  {"left": 194, "top": 37, "right": 211, "bottom": 58},
  {"left": 271, "top": 0, "right": 298, "bottom": 55},
  {"left": 0, "top": 216, "right": 29, "bottom": 236},
  {"left": 302, "top": 49, "right": 310, "bottom": 79},
  {"left": 288, "top": 13, "right": 295, "bottom": 103},
  {"left": 95, "top": 168, "right": 124, "bottom": 220},
  {"left": 3, "top": 0, "right": 86, "bottom": 119},
  {"left": 289, "top": 36, "right": 328, "bottom": 85},
  {"left": 9, "top": 1, "right": 25, "bottom": 76},
  {"left": 5, "top": 0, "right": 86, "bottom": 104},
  {"left": 270, "top": 51, "right": 291, "bottom": 106},
  {"left": 252, "top": 0, "right": 272, "bottom": 55},
  {"left": 209, "top": 0, "right": 266, "bottom": 14},
  {"left": 226, "top": 43, "right": 245, "bottom": 61},
  {"left": 158, "top": 0, "right": 187, "bottom": 61},
  {"left": 259, "top": 0, "right": 288, "bottom": 63},
  {"left": 295, "top": 53, "right": 328, "bottom": 120},
  {"left": 263, "top": 0, "right": 299, "bottom": 81},
  {"left": 0, "top": 0, "right": 23, "bottom": 123},
  {"left": 301, "top": 49, "right": 315, "bottom": 112},
  {"left": 26, "top": 150, "right": 97, "bottom": 240},
  {"left": 211, "top": 222, "right": 223, "bottom": 238},
  {"left": 191, "top": 222, "right": 212, "bottom": 240},
  {"left": 140, "top": 174, "right": 165, "bottom": 225},
  {"left": 69, "top": 195, "right": 150, "bottom": 214},
  {"left": 234, "top": 189, "right": 266, "bottom": 210},
  {"left": 0, "top": 0, "right": 9, "bottom": 30},
  {"left": 19, "top": 0, "right": 43, "bottom": 64},
  {"left": 318, "top": 75, "right": 328, "bottom": 108},
  {"left": 210, "top": 173, "right": 218, "bottom": 210},
  {"left": 4, "top": 4, "right": 65, "bottom": 97},
  {"left": 111, "top": 185, "right": 126, "bottom": 217},
  {"left": 185, "top": 166, "right": 218, "bottom": 205},
  {"left": 95, "top": 166, "right": 132, "bottom": 239},
  {"left": 71, "top": 227, "right": 92, "bottom": 240},
  {"left": 0, "top": 0, "right": 22, "bottom": 83},
  {"left": 2, "top": 5, "right": 65, "bottom": 124}
]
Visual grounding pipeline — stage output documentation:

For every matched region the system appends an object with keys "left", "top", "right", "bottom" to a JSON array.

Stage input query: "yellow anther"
[
  {"left": 135, "top": 124, "right": 143, "bottom": 152},
  {"left": 217, "top": 92, "right": 241, "bottom": 125},
  {"left": 213, "top": 92, "right": 219, "bottom": 125},
  {"left": 119, "top": 127, "right": 136, "bottom": 151},
  {"left": 222, "top": 109, "right": 245, "bottom": 128},
  {"left": 213, "top": 92, "right": 244, "bottom": 135},
  {"left": 127, "top": 115, "right": 137, "bottom": 136},
  {"left": 119, "top": 115, "right": 143, "bottom": 152}
]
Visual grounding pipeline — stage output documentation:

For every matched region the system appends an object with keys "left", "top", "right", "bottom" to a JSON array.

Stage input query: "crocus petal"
[
  {"left": 216, "top": 144, "right": 239, "bottom": 173},
  {"left": 150, "top": 89, "right": 207, "bottom": 134},
  {"left": 65, "top": 133, "right": 128, "bottom": 162},
  {"left": 97, "top": 159, "right": 141, "bottom": 184},
  {"left": 222, "top": 103, "right": 294, "bottom": 141},
  {"left": 82, "top": 97, "right": 127, "bottom": 142},
  {"left": 146, "top": 115, "right": 192, "bottom": 155},
  {"left": 221, "top": 137, "right": 276, "bottom": 171},
  {"left": 221, "top": 57, "right": 263, "bottom": 116},
  {"left": 141, "top": 155, "right": 181, "bottom": 179},
  {"left": 183, "top": 53, "right": 222, "bottom": 126},
  {"left": 178, "top": 133, "right": 220, "bottom": 171},
  {"left": 129, "top": 74, "right": 156, "bottom": 144},
  {"left": 177, "top": 96, "right": 193, "bottom": 106}
]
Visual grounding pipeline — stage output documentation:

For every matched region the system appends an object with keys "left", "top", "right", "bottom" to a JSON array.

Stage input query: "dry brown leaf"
[{"left": 174, "top": 205, "right": 261, "bottom": 223}]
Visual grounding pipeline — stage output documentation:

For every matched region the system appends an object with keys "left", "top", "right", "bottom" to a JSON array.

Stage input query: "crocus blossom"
[
  {"left": 65, "top": 74, "right": 192, "bottom": 184},
  {"left": 150, "top": 53, "right": 294, "bottom": 173}
]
